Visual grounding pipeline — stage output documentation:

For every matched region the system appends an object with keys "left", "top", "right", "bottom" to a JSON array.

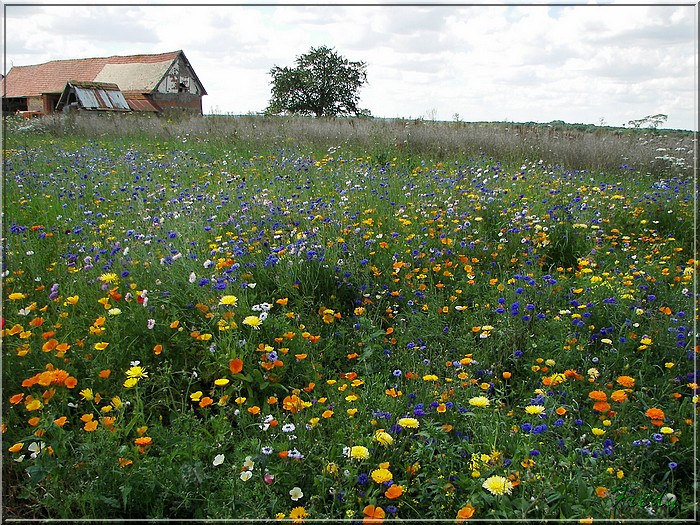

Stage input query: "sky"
[{"left": 2, "top": 1, "right": 698, "bottom": 130}]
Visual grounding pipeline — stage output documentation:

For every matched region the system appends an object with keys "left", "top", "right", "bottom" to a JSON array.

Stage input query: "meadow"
[{"left": 1, "top": 114, "right": 697, "bottom": 522}]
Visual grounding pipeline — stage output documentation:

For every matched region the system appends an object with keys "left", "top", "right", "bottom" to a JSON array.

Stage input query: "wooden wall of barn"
[{"left": 151, "top": 92, "right": 203, "bottom": 115}]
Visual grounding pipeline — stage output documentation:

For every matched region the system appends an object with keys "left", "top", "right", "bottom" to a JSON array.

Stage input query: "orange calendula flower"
[
  {"left": 229, "top": 358, "right": 243, "bottom": 374},
  {"left": 645, "top": 407, "right": 665, "bottom": 420},
  {"left": 588, "top": 390, "right": 607, "bottom": 402},
  {"left": 593, "top": 401, "right": 611, "bottom": 413},
  {"left": 118, "top": 457, "right": 134, "bottom": 468},
  {"left": 610, "top": 390, "right": 628, "bottom": 403},
  {"left": 456, "top": 503, "right": 476, "bottom": 522},
  {"left": 363, "top": 504, "right": 385, "bottom": 524},
  {"left": 283, "top": 394, "right": 304, "bottom": 414},
  {"left": 10, "top": 393, "right": 24, "bottom": 404},
  {"left": 616, "top": 376, "right": 635, "bottom": 388},
  {"left": 8, "top": 443, "right": 24, "bottom": 453},
  {"left": 385, "top": 484, "right": 404, "bottom": 499},
  {"left": 645, "top": 407, "right": 665, "bottom": 425}
]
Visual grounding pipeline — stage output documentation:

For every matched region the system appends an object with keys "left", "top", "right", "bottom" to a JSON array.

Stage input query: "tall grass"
[{"left": 6, "top": 112, "right": 695, "bottom": 176}]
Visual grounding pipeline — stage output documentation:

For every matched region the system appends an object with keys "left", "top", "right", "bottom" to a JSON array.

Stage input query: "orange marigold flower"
[
  {"left": 645, "top": 408, "right": 665, "bottom": 420},
  {"left": 588, "top": 390, "right": 607, "bottom": 402},
  {"left": 610, "top": 390, "right": 628, "bottom": 403},
  {"left": 616, "top": 376, "right": 635, "bottom": 388},
  {"left": 593, "top": 401, "right": 611, "bottom": 413}
]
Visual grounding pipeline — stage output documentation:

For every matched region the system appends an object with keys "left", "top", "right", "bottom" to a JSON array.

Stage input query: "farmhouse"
[{"left": 1, "top": 50, "right": 206, "bottom": 116}]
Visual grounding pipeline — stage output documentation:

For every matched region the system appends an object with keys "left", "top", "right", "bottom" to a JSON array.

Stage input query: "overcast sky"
[{"left": 3, "top": 1, "right": 698, "bottom": 130}]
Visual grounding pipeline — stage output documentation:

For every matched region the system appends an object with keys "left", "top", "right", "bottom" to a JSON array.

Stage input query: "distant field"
[{"left": 2, "top": 114, "right": 696, "bottom": 521}]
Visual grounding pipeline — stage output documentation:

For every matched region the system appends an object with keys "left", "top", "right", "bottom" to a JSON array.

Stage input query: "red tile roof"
[{"left": 2, "top": 51, "right": 182, "bottom": 98}]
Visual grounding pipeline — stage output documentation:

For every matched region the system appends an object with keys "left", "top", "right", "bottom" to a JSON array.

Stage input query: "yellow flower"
[
  {"left": 371, "top": 468, "right": 393, "bottom": 484},
  {"left": 214, "top": 378, "right": 230, "bottom": 387},
  {"left": 350, "top": 445, "right": 369, "bottom": 460},
  {"left": 374, "top": 431, "right": 393, "bottom": 447},
  {"left": 25, "top": 399, "right": 43, "bottom": 411},
  {"left": 660, "top": 426, "right": 674, "bottom": 434},
  {"left": 94, "top": 342, "right": 109, "bottom": 351},
  {"left": 289, "top": 506, "right": 309, "bottom": 523},
  {"left": 592, "top": 427, "right": 606, "bottom": 437},
  {"left": 123, "top": 378, "right": 139, "bottom": 388},
  {"left": 482, "top": 475, "right": 513, "bottom": 496},
  {"left": 8, "top": 292, "right": 27, "bottom": 300},
  {"left": 79, "top": 388, "right": 94, "bottom": 401},
  {"left": 219, "top": 295, "right": 238, "bottom": 306},
  {"left": 242, "top": 315, "right": 262, "bottom": 329},
  {"left": 99, "top": 273, "right": 118, "bottom": 284},
  {"left": 398, "top": 417, "right": 419, "bottom": 428},
  {"left": 469, "top": 396, "right": 491, "bottom": 408},
  {"left": 524, "top": 405, "right": 545, "bottom": 416},
  {"left": 125, "top": 366, "right": 148, "bottom": 380}
]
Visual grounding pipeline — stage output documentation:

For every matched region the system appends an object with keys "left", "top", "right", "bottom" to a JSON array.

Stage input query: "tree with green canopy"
[{"left": 266, "top": 46, "right": 369, "bottom": 117}]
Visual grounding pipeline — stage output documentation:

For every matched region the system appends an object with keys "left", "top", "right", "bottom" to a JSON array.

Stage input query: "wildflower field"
[{"left": 2, "top": 115, "right": 697, "bottom": 521}]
